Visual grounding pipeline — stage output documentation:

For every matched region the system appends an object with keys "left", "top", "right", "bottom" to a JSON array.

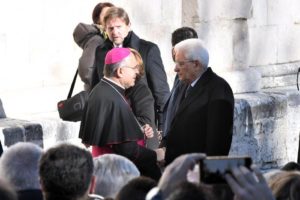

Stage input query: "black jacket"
[{"left": 165, "top": 68, "right": 234, "bottom": 165}]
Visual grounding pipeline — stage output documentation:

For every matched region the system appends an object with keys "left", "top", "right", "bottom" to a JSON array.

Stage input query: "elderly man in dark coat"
[{"left": 164, "top": 39, "right": 234, "bottom": 165}]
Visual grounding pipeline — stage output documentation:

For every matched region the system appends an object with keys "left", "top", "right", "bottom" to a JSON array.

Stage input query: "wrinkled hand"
[
  {"left": 158, "top": 153, "right": 206, "bottom": 198},
  {"left": 143, "top": 124, "right": 154, "bottom": 138},
  {"left": 225, "top": 165, "right": 275, "bottom": 200}
]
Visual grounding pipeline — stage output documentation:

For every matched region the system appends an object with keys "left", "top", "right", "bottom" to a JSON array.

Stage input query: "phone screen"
[{"left": 199, "top": 156, "right": 252, "bottom": 184}]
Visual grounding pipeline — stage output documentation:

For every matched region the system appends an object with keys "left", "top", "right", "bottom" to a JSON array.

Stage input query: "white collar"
[
  {"left": 113, "top": 43, "right": 123, "bottom": 48},
  {"left": 190, "top": 68, "right": 207, "bottom": 87},
  {"left": 103, "top": 77, "right": 125, "bottom": 89}
]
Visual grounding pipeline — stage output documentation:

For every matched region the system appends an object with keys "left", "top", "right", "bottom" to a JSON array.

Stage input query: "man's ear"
[
  {"left": 171, "top": 48, "right": 175, "bottom": 62},
  {"left": 115, "top": 67, "right": 123, "bottom": 78},
  {"left": 39, "top": 178, "right": 45, "bottom": 192},
  {"left": 127, "top": 22, "right": 132, "bottom": 31},
  {"left": 195, "top": 60, "right": 201, "bottom": 68},
  {"left": 89, "top": 176, "right": 96, "bottom": 193}
]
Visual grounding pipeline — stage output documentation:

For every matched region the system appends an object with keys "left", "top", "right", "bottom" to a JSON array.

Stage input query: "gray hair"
[
  {"left": 93, "top": 154, "right": 140, "bottom": 198},
  {"left": 103, "top": 59, "right": 126, "bottom": 77},
  {"left": 174, "top": 38, "right": 209, "bottom": 69},
  {"left": 0, "top": 142, "right": 43, "bottom": 191}
]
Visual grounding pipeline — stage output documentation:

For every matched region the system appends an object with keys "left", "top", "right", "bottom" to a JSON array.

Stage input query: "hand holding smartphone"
[{"left": 199, "top": 156, "right": 252, "bottom": 184}]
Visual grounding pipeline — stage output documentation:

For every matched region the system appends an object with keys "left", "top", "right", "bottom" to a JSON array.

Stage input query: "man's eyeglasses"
[
  {"left": 175, "top": 60, "right": 195, "bottom": 67},
  {"left": 122, "top": 65, "right": 140, "bottom": 71}
]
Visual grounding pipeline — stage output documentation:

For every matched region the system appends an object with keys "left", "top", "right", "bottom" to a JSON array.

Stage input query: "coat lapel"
[{"left": 173, "top": 68, "right": 213, "bottom": 119}]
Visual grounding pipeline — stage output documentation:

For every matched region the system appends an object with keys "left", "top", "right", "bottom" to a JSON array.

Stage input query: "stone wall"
[
  {"left": 248, "top": 0, "right": 300, "bottom": 89},
  {"left": 1, "top": 0, "right": 299, "bottom": 114},
  {"left": 231, "top": 88, "right": 300, "bottom": 169},
  {"left": 182, "top": 0, "right": 300, "bottom": 91},
  {"left": 182, "top": 0, "right": 261, "bottom": 93}
]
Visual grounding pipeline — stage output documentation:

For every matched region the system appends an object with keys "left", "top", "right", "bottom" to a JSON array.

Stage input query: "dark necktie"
[
  {"left": 184, "top": 85, "right": 192, "bottom": 98},
  {"left": 163, "top": 80, "right": 187, "bottom": 135}
]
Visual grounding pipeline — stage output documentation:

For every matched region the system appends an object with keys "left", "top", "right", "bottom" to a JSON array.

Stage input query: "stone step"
[
  {"left": 0, "top": 118, "right": 43, "bottom": 149},
  {"left": 0, "top": 97, "right": 82, "bottom": 150},
  {"left": 232, "top": 87, "right": 300, "bottom": 169}
]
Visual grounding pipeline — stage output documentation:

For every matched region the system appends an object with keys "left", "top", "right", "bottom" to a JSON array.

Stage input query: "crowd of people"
[
  {"left": 0, "top": 142, "right": 300, "bottom": 200},
  {"left": 0, "top": 1, "right": 299, "bottom": 200}
]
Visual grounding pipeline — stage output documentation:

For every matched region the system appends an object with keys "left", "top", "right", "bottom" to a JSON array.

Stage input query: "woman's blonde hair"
[{"left": 129, "top": 48, "right": 144, "bottom": 77}]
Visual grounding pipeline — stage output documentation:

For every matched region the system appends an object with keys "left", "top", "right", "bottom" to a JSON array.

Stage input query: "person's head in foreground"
[
  {"left": 91, "top": 154, "right": 140, "bottom": 199},
  {"left": 115, "top": 176, "right": 156, "bottom": 200},
  {"left": 39, "top": 143, "right": 93, "bottom": 200},
  {"left": 0, "top": 142, "right": 43, "bottom": 191}
]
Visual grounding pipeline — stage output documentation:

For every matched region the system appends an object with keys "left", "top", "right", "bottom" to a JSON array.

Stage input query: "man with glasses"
[
  {"left": 92, "top": 7, "right": 170, "bottom": 147},
  {"left": 164, "top": 38, "right": 234, "bottom": 165},
  {"left": 80, "top": 48, "right": 161, "bottom": 181},
  {"left": 162, "top": 27, "right": 198, "bottom": 141}
]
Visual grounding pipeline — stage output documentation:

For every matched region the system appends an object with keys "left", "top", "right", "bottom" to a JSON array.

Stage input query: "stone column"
[
  {"left": 182, "top": 0, "right": 261, "bottom": 93},
  {"left": 0, "top": 98, "right": 6, "bottom": 118}
]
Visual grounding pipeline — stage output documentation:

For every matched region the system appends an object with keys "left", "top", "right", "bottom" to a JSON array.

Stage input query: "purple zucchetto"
[{"left": 105, "top": 48, "right": 131, "bottom": 65}]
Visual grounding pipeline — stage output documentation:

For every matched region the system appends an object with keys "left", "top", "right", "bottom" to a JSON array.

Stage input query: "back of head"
[
  {"left": 115, "top": 176, "right": 157, "bottom": 200},
  {"left": 0, "top": 179, "right": 17, "bottom": 200},
  {"left": 268, "top": 171, "right": 300, "bottom": 200},
  {"left": 93, "top": 154, "right": 140, "bottom": 198},
  {"left": 103, "top": 7, "right": 130, "bottom": 27},
  {"left": 0, "top": 142, "right": 43, "bottom": 191},
  {"left": 171, "top": 27, "right": 198, "bottom": 47},
  {"left": 103, "top": 48, "right": 144, "bottom": 78},
  {"left": 39, "top": 143, "right": 93, "bottom": 200},
  {"left": 281, "top": 162, "right": 300, "bottom": 172},
  {"left": 210, "top": 184, "right": 234, "bottom": 200},
  {"left": 104, "top": 47, "right": 131, "bottom": 77},
  {"left": 92, "top": 2, "right": 114, "bottom": 24},
  {"left": 174, "top": 38, "right": 209, "bottom": 69},
  {"left": 166, "top": 181, "right": 212, "bottom": 200}
]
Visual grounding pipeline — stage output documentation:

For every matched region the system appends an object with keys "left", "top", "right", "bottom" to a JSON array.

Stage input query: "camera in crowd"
[{"left": 199, "top": 156, "right": 252, "bottom": 184}]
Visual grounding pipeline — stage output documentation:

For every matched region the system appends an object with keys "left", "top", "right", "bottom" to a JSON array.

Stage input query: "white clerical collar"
[
  {"left": 103, "top": 77, "right": 125, "bottom": 89},
  {"left": 113, "top": 43, "right": 123, "bottom": 48}
]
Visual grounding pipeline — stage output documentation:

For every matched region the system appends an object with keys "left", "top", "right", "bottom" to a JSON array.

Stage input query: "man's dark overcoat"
[{"left": 165, "top": 68, "right": 234, "bottom": 165}]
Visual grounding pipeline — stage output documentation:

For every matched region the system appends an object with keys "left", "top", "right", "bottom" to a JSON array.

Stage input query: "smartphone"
[{"left": 199, "top": 156, "right": 252, "bottom": 184}]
